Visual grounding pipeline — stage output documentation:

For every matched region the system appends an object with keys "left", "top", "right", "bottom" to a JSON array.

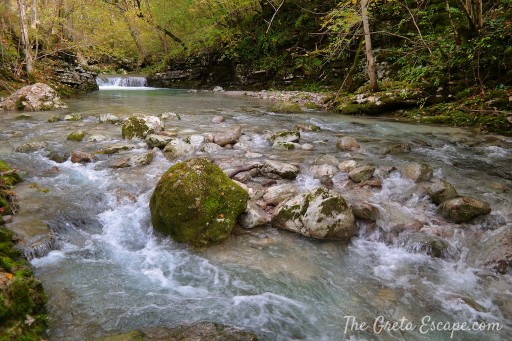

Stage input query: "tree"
[
  {"left": 360, "top": 0, "right": 378, "bottom": 91},
  {"left": 16, "top": 0, "right": 33, "bottom": 74}
]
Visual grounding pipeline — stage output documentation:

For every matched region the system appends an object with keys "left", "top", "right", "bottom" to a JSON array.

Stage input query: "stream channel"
[{"left": 0, "top": 78, "right": 511, "bottom": 340}]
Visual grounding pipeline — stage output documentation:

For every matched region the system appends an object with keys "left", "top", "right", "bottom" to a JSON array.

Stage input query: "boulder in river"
[
  {"left": 348, "top": 165, "right": 375, "bottom": 183},
  {"left": 384, "top": 143, "right": 411, "bottom": 155},
  {"left": 401, "top": 162, "right": 433, "bottom": 183},
  {"left": 99, "top": 113, "right": 121, "bottom": 124},
  {"left": 149, "top": 158, "right": 249, "bottom": 246},
  {"left": 351, "top": 202, "right": 380, "bottom": 222},
  {"left": 260, "top": 160, "right": 300, "bottom": 180},
  {"left": 145, "top": 134, "right": 173, "bottom": 149},
  {"left": 14, "top": 141, "right": 49, "bottom": 153},
  {"left": 399, "top": 233, "right": 454, "bottom": 259},
  {"left": 311, "top": 164, "right": 338, "bottom": 179},
  {"left": 213, "top": 126, "right": 242, "bottom": 146},
  {"left": 163, "top": 138, "right": 194, "bottom": 160},
  {"left": 0, "top": 83, "right": 67, "bottom": 111},
  {"left": 67, "top": 130, "right": 86, "bottom": 142},
  {"left": 336, "top": 136, "right": 360, "bottom": 151},
  {"left": 238, "top": 202, "right": 271, "bottom": 229},
  {"left": 271, "top": 188, "right": 357, "bottom": 240},
  {"left": 295, "top": 123, "right": 320, "bottom": 132},
  {"left": 262, "top": 183, "right": 298, "bottom": 206},
  {"left": 438, "top": 197, "right": 491, "bottom": 223},
  {"left": 122, "top": 115, "right": 164, "bottom": 139},
  {"left": 270, "top": 131, "right": 300, "bottom": 144},
  {"left": 71, "top": 151, "right": 94, "bottom": 164},
  {"left": 427, "top": 180, "right": 458, "bottom": 205}
]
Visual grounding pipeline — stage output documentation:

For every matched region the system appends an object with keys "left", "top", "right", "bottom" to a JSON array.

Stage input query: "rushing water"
[{"left": 1, "top": 83, "right": 511, "bottom": 341}]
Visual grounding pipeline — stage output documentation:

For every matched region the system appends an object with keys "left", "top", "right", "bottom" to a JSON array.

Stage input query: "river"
[{"left": 0, "top": 80, "right": 511, "bottom": 340}]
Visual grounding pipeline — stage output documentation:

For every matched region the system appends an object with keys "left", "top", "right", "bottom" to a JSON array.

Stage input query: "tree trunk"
[
  {"left": 360, "top": 0, "right": 378, "bottom": 92},
  {"left": 122, "top": 14, "right": 146, "bottom": 64},
  {"left": 17, "top": 0, "right": 33, "bottom": 74},
  {"left": 30, "top": 0, "right": 36, "bottom": 29}
]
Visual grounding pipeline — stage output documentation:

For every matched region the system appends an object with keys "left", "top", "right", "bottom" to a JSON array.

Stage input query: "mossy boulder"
[
  {"left": 269, "top": 131, "right": 300, "bottom": 144},
  {"left": 149, "top": 158, "right": 249, "bottom": 246},
  {"left": 270, "top": 101, "right": 302, "bottom": 113},
  {"left": 438, "top": 197, "right": 491, "bottom": 223},
  {"left": 271, "top": 188, "right": 357, "bottom": 240},
  {"left": 0, "top": 83, "right": 66, "bottom": 111},
  {"left": 122, "top": 115, "right": 164, "bottom": 139},
  {"left": 348, "top": 165, "right": 375, "bottom": 183},
  {"left": 66, "top": 130, "right": 86, "bottom": 142},
  {"left": 0, "top": 160, "right": 22, "bottom": 188}
]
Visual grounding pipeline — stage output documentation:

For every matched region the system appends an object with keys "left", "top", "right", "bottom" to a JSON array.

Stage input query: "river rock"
[
  {"left": 427, "top": 180, "right": 458, "bottom": 205},
  {"left": 213, "top": 126, "right": 242, "bottom": 146},
  {"left": 352, "top": 202, "right": 380, "bottom": 221},
  {"left": 71, "top": 151, "right": 94, "bottom": 163},
  {"left": 295, "top": 123, "right": 320, "bottom": 132},
  {"left": 338, "top": 160, "right": 357, "bottom": 172},
  {"left": 145, "top": 134, "right": 173, "bottom": 149},
  {"left": 87, "top": 134, "right": 107, "bottom": 142},
  {"left": 130, "top": 151, "right": 155, "bottom": 167},
  {"left": 14, "top": 141, "right": 49, "bottom": 153},
  {"left": 384, "top": 143, "right": 411, "bottom": 155},
  {"left": 160, "top": 112, "right": 181, "bottom": 120},
  {"left": 399, "top": 233, "right": 453, "bottom": 258},
  {"left": 301, "top": 143, "right": 315, "bottom": 151},
  {"left": 238, "top": 202, "right": 271, "bottom": 229},
  {"left": 46, "top": 150, "right": 70, "bottom": 163},
  {"left": 97, "top": 144, "right": 135, "bottom": 155},
  {"left": 314, "top": 155, "right": 340, "bottom": 166},
  {"left": 149, "top": 158, "right": 249, "bottom": 246},
  {"left": 163, "top": 138, "right": 194, "bottom": 160},
  {"left": 188, "top": 134, "right": 205, "bottom": 147},
  {"left": 100, "top": 322, "right": 259, "bottom": 341},
  {"left": 348, "top": 165, "right": 375, "bottom": 183},
  {"left": 260, "top": 160, "right": 300, "bottom": 180},
  {"left": 402, "top": 162, "right": 433, "bottom": 183},
  {"left": 262, "top": 183, "right": 298, "bottom": 206},
  {"left": 438, "top": 197, "right": 491, "bottom": 223},
  {"left": 99, "top": 113, "right": 121, "bottom": 124},
  {"left": 211, "top": 115, "right": 225, "bottom": 123},
  {"left": 270, "top": 131, "right": 300, "bottom": 144},
  {"left": 108, "top": 158, "right": 131, "bottom": 169},
  {"left": 271, "top": 188, "right": 357, "bottom": 240},
  {"left": 476, "top": 226, "right": 512, "bottom": 274},
  {"left": 67, "top": 130, "right": 86, "bottom": 141},
  {"left": 200, "top": 143, "right": 224, "bottom": 154},
  {"left": 311, "top": 164, "right": 338, "bottom": 178},
  {"left": 320, "top": 175, "right": 334, "bottom": 189},
  {"left": 122, "top": 115, "right": 164, "bottom": 139},
  {"left": 272, "top": 142, "right": 299, "bottom": 150},
  {"left": 336, "top": 136, "right": 360, "bottom": 151},
  {"left": 47, "top": 115, "right": 61, "bottom": 123},
  {"left": 0, "top": 83, "right": 67, "bottom": 111},
  {"left": 63, "top": 113, "right": 82, "bottom": 121}
]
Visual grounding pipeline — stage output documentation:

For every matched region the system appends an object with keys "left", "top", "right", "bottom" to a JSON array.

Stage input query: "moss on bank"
[{"left": 0, "top": 161, "right": 48, "bottom": 340}]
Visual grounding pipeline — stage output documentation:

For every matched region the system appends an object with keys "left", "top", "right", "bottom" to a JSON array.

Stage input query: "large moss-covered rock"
[
  {"left": 438, "top": 197, "right": 491, "bottom": 223},
  {"left": 271, "top": 188, "right": 357, "bottom": 240},
  {"left": 0, "top": 83, "right": 66, "bottom": 111},
  {"left": 122, "top": 115, "right": 164, "bottom": 139},
  {"left": 150, "top": 158, "right": 249, "bottom": 246}
]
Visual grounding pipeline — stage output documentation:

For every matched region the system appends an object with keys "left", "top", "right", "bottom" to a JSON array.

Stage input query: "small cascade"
[{"left": 96, "top": 76, "right": 148, "bottom": 89}]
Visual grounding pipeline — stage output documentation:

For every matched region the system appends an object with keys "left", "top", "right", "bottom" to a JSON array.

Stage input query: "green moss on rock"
[
  {"left": 0, "top": 228, "right": 47, "bottom": 340},
  {"left": 66, "top": 130, "right": 86, "bottom": 141},
  {"left": 150, "top": 158, "right": 249, "bottom": 246}
]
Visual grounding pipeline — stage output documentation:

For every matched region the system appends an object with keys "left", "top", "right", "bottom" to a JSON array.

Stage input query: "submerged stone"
[
  {"left": 149, "top": 158, "right": 249, "bottom": 246},
  {"left": 66, "top": 130, "right": 86, "bottom": 142}
]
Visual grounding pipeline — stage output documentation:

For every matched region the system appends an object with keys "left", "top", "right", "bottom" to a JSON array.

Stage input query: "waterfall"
[{"left": 96, "top": 76, "right": 148, "bottom": 89}]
